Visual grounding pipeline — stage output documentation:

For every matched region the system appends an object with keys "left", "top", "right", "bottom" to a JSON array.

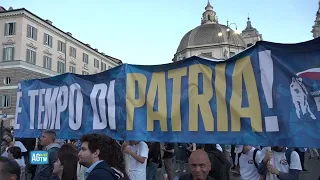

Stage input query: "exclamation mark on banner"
[{"left": 258, "top": 50, "right": 279, "bottom": 132}]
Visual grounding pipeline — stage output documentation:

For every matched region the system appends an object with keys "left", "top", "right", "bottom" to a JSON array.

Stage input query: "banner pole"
[
  {"left": 0, "top": 120, "right": 3, "bottom": 145},
  {"left": 268, "top": 147, "right": 273, "bottom": 180},
  {"left": 35, "top": 138, "right": 39, "bottom": 150}
]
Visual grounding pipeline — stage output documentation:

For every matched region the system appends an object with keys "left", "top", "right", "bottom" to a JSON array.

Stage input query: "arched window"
[{"left": 208, "top": 14, "right": 211, "bottom": 21}]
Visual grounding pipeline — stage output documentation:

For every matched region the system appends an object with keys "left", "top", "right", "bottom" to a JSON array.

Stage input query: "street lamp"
[{"left": 217, "top": 20, "right": 239, "bottom": 59}]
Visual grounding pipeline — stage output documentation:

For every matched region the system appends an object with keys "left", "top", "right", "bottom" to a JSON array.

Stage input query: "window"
[
  {"left": 82, "top": 71, "right": 89, "bottom": 75},
  {"left": 57, "top": 40, "right": 66, "bottom": 53},
  {"left": 94, "top": 59, "right": 99, "bottom": 68},
  {"left": 83, "top": 53, "right": 88, "bottom": 64},
  {"left": 43, "top": 56, "right": 52, "bottom": 69},
  {"left": 69, "top": 46, "right": 76, "bottom": 58},
  {"left": 0, "top": 95, "right": 11, "bottom": 108},
  {"left": 57, "top": 61, "right": 65, "bottom": 73},
  {"left": 69, "top": 66, "right": 76, "bottom": 73},
  {"left": 101, "top": 62, "right": 106, "bottom": 71},
  {"left": 3, "top": 77, "right": 11, "bottom": 85},
  {"left": 43, "top": 33, "right": 53, "bottom": 47},
  {"left": 27, "top": 25, "right": 37, "bottom": 40},
  {"left": 4, "top": 22, "right": 16, "bottom": 36},
  {"left": 26, "top": 49, "right": 36, "bottom": 64},
  {"left": 3, "top": 47, "right": 14, "bottom": 61}
]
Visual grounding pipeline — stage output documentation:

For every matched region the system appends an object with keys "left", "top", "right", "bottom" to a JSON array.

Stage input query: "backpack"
[
  {"left": 253, "top": 148, "right": 260, "bottom": 169},
  {"left": 285, "top": 148, "right": 294, "bottom": 166},
  {"left": 252, "top": 148, "right": 294, "bottom": 169}
]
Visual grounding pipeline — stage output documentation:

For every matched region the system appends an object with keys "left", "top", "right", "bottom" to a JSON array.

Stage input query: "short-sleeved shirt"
[
  {"left": 163, "top": 143, "right": 174, "bottom": 159},
  {"left": 260, "top": 148, "right": 302, "bottom": 180},
  {"left": 128, "top": 141, "right": 149, "bottom": 180},
  {"left": 239, "top": 147, "right": 262, "bottom": 180}
]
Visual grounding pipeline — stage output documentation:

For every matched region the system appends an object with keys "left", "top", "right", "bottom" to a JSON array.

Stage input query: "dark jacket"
[
  {"left": 148, "top": 142, "right": 161, "bottom": 164},
  {"left": 34, "top": 143, "right": 60, "bottom": 180},
  {"left": 206, "top": 149, "right": 231, "bottom": 180},
  {"left": 86, "top": 161, "right": 119, "bottom": 180}
]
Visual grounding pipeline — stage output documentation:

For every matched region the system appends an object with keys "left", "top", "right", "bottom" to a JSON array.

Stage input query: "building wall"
[
  {"left": 176, "top": 45, "right": 244, "bottom": 60},
  {"left": 0, "top": 15, "right": 24, "bottom": 61},
  {"left": 0, "top": 65, "right": 50, "bottom": 116},
  {"left": 0, "top": 9, "right": 122, "bottom": 123},
  {"left": 0, "top": 9, "right": 119, "bottom": 74},
  {"left": 242, "top": 35, "right": 262, "bottom": 47}
]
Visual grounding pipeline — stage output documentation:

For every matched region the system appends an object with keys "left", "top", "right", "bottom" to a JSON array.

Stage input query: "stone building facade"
[{"left": 0, "top": 6, "right": 122, "bottom": 126}]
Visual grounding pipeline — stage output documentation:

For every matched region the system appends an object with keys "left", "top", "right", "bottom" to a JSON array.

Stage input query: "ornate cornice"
[
  {"left": 43, "top": 49, "right": 52, "bottom": 56},
  {"left": 26, "top": 42, "right": 37, "bottom": 49},
  {"left": 2, "top": 39, "right": 15, "bottom": 46},
  {"left": 70, "top": 59, "right": 76, "bottom": 65},
  {"left": 58, "top": 55, "right": 65, "bottom": 61}
]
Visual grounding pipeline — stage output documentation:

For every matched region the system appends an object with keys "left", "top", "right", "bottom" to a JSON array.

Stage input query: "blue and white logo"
[{"left": 30, "top": 151, "right": 49, "bottom": 165}]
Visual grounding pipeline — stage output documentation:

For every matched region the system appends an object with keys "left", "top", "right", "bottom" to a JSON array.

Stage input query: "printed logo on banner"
[
  {"left": 290, "top": 68, "right": 320, "bottom": 120},
  {"left": 30, "top": 151, "right": 49, "bottom": 165}
]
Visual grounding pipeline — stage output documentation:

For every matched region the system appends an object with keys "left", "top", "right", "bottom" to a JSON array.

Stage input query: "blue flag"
[{"left": 14, "top": 38, "right": 320, "bottom": 147}]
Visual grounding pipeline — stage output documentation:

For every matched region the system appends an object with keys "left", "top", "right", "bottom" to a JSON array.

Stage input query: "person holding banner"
[
  {"left": 258, "top": 146, "right": 302, "bottom": 180},
  {"left": 122, "top": 141, "right": 149, "bottom": 180}
]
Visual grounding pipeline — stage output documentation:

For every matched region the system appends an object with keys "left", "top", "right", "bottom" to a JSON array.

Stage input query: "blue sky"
[{"left": 2, "top": 0, "right": 318, "bottom": 65}]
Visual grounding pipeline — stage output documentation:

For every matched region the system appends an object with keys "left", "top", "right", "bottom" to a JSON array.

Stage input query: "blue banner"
[{"left": 14, "top": 38, "right": 320, "bottom": 147}]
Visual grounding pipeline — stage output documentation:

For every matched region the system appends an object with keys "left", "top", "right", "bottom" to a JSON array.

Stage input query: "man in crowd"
[
  {"left": 78, "top": 133, "right": 120, "bottom": 180},
  {"left": 122, "top": 141, "right": 149, "bottom": 180},
  {"left": 34, "top": 130, "right": 60, "bottom": 180},
  {"left": 180, "top": 149, "right": 214, "bottom": 180},
  {"left": 162, "top": 143, "right": 175, "bottom": 180},
  {"left": 258, "top": 146, "right": 302, "bottom": 180},
  {"left": 0, "top": 156, "right": 21, "bottom": 180},
  {"left": 235, "top": 145, "right": 264, "bottom": 180}
]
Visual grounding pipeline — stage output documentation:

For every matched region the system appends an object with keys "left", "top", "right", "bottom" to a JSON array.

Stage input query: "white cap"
[{"left": 234, "top": 145, "right": 243, "bottom": 153}]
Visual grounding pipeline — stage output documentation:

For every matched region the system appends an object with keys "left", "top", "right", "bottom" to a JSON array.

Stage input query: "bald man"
[{"left": 179, "top": 150, "right": 215, "bottom": 180}]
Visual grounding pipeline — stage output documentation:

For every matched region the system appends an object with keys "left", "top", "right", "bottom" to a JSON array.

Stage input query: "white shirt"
[
  {"left": 261, "top": 148, "right": 302, "bottom": 180},
  {"left": 239, "top": 147, "right": 262, "bottom": 180},
  {"left": 128, "top": 141, "right": 149, "bottom": 180},
  {"left": 1, "top": 141, "right": 27, "bottom": 166}
]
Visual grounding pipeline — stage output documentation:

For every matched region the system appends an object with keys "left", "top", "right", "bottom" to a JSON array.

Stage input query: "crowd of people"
[{"left": 0, "top": 127, "right": 319, "bottom": 180}]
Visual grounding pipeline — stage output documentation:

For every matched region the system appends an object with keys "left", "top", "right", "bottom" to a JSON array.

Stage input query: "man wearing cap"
[{"left": 235, "top": 145, "right": 264, "bottom": 180}]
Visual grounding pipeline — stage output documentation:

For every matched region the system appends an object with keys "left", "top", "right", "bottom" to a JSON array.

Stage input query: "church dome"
[{"left": 176, "top": 23, "right": 246, "bottom": 53}]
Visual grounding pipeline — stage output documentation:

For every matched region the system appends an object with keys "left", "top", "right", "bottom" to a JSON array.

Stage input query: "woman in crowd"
[
  {"left": 103, "top": 137, "right": 127, "bottom": 179},
  {"left": 53, "top": 143, "right": 78, "bottom": 180},
  {"left": 53, "top": 152, "right": 78, "bottom": 180}
]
